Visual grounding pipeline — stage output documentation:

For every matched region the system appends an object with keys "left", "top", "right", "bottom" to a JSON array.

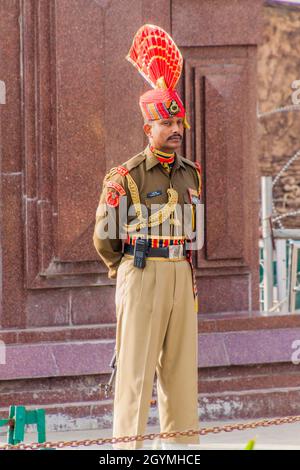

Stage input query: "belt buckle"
[{"left": 168, "top": 244, "right": 183, "bottom": 259}]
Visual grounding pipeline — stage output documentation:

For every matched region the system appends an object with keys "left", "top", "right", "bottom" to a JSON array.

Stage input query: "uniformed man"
[{"left": 93, "top": 24, "right": 203, "bottom": 450}]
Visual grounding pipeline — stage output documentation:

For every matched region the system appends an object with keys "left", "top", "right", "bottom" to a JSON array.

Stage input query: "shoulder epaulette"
[
  {"left": 123, "top": 152, "right": 146, "bottom": 172},
  {"left": 180, "top": 156, "right": 196, "bottom": 168},
  {"left": 115, "top": 166, "right": 129, "bottom": 176},
  {"left": 103, "top": 165, "right": 128, "bottom": 184}
]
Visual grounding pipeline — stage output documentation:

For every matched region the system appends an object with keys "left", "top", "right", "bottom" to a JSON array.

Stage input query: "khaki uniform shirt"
[{"left": 93, "top": 144, "right": 202, "bottom": 279}]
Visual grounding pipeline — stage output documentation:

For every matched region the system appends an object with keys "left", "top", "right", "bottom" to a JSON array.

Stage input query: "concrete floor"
[{"left": 2, "top": 419, "right": 300, "bottom": 450}]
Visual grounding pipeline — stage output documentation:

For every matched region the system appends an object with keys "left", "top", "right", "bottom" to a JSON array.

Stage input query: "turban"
[{"left": 126, "top": 24, "right": 190, "bottom": 129}]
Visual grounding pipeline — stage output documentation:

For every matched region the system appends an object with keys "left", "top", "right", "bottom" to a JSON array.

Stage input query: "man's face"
[{"left": 143, "top": 116, "right": 184, "bottom": 152}]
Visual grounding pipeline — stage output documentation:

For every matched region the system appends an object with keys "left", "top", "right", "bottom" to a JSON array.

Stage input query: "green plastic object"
[
  {"left": 244, "top": 438, "right": 256, "bottom": 450},
  {"left": 0, "top": 405, "right": 51, "bottom": 448}
]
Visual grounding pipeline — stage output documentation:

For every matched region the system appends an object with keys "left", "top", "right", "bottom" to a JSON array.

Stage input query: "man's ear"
[{"left": 143, "top": 122, "right": 152, "bottom": 138}]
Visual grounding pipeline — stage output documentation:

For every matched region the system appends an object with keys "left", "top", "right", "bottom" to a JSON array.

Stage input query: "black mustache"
[{"left": 168, "top": 135, "right": 182, "bottom": 140}]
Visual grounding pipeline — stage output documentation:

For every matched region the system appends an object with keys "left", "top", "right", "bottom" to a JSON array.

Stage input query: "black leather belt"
[{"left": 123, "top": 242, "right": 186, "bottom": 258}]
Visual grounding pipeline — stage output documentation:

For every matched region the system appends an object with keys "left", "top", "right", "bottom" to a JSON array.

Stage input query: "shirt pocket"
[{"left": 144, "top": 193, "right": 168, "bottom": 212}]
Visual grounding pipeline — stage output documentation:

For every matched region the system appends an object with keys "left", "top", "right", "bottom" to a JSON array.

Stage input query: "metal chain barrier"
[{"left": 2, "top": 415, "right": 300, "bottom": 450}]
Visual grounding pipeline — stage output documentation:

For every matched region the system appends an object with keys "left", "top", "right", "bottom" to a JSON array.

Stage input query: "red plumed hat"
[{"left": 126, "top": 24, "right": 190, "bottom": 129}]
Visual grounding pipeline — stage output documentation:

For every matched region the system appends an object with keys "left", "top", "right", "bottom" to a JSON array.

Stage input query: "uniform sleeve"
[{"left": 93, "top": 171, "right": 128, "bottom": 280}]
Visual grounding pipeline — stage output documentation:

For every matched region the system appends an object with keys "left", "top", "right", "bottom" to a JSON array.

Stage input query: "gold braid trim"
[
  {"left": 103, "top": 168, "right": 145, "bottom": 220},
  {"left": 124, "top": 172, "right": 144, "bottom": 219},
  {"left": 148, "top": 188, "right": 178, "bottom": 226},
  {"left": 104, "top": 169, "right": 180, "bottom": 232},
  {"left": 124, "top": 172, "right": 179, "bottom": 232}
]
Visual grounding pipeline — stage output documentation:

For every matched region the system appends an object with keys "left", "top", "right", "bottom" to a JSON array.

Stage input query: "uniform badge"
[
  {"left": 187, "top": 188, "right": 201, "bottom": 204},
  {"left": 106, "top": 190, "right": 120, "bottom": 207},
  {"left": 105, "top": 181, "right": 126, "bottom": 207},
  {"left": 167, "top": 99, "right": 180, "bottom": 116}
]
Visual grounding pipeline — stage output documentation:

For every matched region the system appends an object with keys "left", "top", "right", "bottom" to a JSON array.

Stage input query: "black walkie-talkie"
[{"left": 133, "top": 238, "right": 148, "bottom": 268}]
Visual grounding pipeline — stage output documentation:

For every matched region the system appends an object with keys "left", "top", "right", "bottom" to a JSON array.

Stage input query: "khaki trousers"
[{"left": 112, "top": 254, "right": 199, "bottom": 450}]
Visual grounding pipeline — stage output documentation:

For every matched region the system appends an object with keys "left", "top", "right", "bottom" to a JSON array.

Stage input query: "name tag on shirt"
[{"left": 147, "top": 189, "right": 163, "bottom": 198}]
